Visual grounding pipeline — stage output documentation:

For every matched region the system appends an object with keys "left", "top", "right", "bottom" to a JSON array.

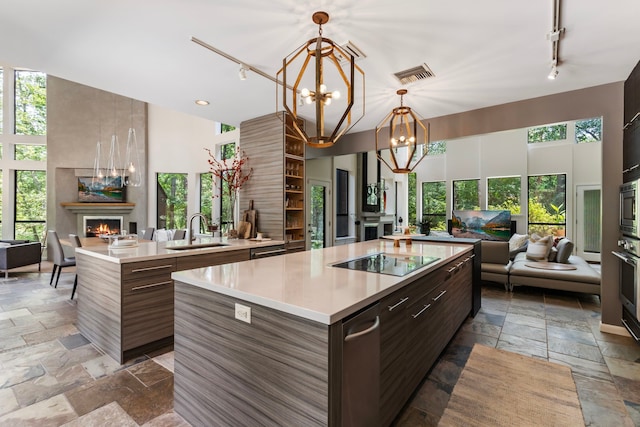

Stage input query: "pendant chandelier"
[
  {"left": 124, "top": 99, "right": 143, "bottom": 187},
  {"left": 376, "top": 89, "right": 429, "bottom": 173},
  {"left": 277, "top": 11, "right": 365, "bottom": 148}
]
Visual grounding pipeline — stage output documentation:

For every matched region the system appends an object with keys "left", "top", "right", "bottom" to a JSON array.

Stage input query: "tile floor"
[{"left": 0, "top": 269, "right": 639, "bottom": 426}]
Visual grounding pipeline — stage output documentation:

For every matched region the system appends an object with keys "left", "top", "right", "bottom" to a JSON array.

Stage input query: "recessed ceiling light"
[{"left": 195, "top": 99, "right": 209, "bottom": 106}]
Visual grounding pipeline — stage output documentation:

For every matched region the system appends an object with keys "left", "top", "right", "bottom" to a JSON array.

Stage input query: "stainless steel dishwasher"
[{"left": 341, "top": 303, "right": 380, "bottom": 427}]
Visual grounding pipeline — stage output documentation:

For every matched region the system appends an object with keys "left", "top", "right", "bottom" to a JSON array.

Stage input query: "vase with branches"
[{"left": 205, "top": 148, "right": 253, "bottom": 234}]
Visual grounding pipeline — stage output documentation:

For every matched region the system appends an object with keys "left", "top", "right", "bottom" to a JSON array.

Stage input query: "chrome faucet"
[{"left": 186, "top": 213, "right": 209, "bottom": 243}]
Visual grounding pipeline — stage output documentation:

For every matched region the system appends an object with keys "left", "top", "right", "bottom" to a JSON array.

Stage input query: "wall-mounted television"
[
  {"left": 78, "top": 176, "right": 126, "bottom": 203},
  {"left": 451, "top": 210, "right": 511, "bottom": 241}
]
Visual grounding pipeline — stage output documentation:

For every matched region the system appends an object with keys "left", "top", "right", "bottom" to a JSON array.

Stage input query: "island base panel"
[{"left": 174, "top": 281, "right": 332, "bottom": 426}]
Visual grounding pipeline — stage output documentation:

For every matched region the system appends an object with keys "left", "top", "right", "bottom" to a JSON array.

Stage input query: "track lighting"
[
  {"left": 548, "top": 62, "right": 558, "bottom": 80},
  {"left": 239, "top": 65, "right": 248, "bottom": 81}
]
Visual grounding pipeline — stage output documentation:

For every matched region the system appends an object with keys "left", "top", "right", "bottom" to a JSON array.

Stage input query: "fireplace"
[{"left": 83, "top": 215, "right": 124, "bottom": 237}]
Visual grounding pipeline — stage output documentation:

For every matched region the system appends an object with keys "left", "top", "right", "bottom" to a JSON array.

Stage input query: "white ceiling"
[{"left": 1, "top": 0, "right": 639, "bottom": 134}]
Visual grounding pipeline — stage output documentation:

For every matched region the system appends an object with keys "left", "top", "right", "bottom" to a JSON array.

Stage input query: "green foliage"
[
  {"left": 14, "top": 71, "right": 46, "bottom": 136},
  {"left": 487, "top": 177, "right": 521, "bottom": 214},
  {"left": 220, "top": 123, "right": 236, "bottom": 133},
  {"left": 157, "top": 173, "right": 188, "bottom": 229},
  {"left": 310, "top": 185, "right": 325, "bottom": 249},
  {"left": 408, "top": 173, "right": 417, "bottom": 225},
  {"left": 453, "top": 179, "right": 479, "bottom": 210},
  {"left": 527, "top": 123, "right": 567, "bottom": 143},
  {"left": 15, "top": 170, "right": 46, "bottom": 241},
  {"left": 220, "top": 142, "right": 236, "bottom": 160},
  {"left": 575, "top": 117, "right": 602, "bottom": 143},
  {"left": 15, "top": 144, "right": 46, "bottom": 161},
  {"left": 199, "top": 173, "right": 213, "bottom": 232},
  {"left": 427, "top": 140, "right": 446, "bottom": 155},
  {"left": 422, "top": 181, "right": 446, "bottom": 229},
  {"left": 527, "top": 174, "right": 566, "bottom": 236}
]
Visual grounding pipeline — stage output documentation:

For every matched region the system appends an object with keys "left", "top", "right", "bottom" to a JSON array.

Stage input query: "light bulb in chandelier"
[{"left": 124, "top": 127, "right": 143, "bottom": 187}]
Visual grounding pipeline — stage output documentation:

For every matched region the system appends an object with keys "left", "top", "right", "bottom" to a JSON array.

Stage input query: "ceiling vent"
[
  {"left": 335, "top": 41, "right": 366, "bottom": 63},
  {"left": 394, "top": 63, "right": 435, "bottom": 85}
]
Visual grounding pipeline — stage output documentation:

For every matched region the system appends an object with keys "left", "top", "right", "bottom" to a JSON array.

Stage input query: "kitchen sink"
[{"left": 167, "top": 242, "right": 229, "bottom": 250}]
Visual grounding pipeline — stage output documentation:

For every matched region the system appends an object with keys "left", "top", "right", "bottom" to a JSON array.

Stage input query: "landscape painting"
[
  {"left": 78, "top": 176, "right": 125, "bottom": 203},
  {"left": 451, "top": 210, "right": 511, "bottom": 241}
]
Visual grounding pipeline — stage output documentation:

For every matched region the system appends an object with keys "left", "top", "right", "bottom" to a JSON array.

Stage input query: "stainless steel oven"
[
  {"left": 613, "top": 237, "right": 640, "bottom": 341},
  {"left": 620, "top": 180, "right": 640, "bottom": 238}
]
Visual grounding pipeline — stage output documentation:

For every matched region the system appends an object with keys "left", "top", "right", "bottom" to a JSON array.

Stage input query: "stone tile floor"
[{"left": 0, "top": 270, "right": 639, "bottom": 426}]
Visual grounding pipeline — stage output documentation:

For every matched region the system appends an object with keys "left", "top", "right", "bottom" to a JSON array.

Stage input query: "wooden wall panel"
[
  {"left": 240, "top": 113, "right": 285, "bottom": 240},
  {"left": 174, "top": 281, "right": 330, "bottom": 426}
]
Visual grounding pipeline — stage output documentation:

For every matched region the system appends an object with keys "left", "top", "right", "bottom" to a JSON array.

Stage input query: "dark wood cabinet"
[{"left": 623, "top": 60, "right": 640, "bottom": 181}]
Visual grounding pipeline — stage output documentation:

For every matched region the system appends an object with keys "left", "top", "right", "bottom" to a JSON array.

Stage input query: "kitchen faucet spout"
[{"left": 186, "top": 213, "right": 208, "bottom": 243}]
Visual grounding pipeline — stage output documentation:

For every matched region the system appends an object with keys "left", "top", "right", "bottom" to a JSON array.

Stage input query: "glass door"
[
  {"left": 307, "top": 180, "right": 331, "bottom": 250},
  {"left": 576, "top": 185, "right": 601, "bottom": 262}
]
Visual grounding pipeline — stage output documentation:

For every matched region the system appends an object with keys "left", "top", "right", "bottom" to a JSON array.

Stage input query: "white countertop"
[
  {"left": 172, "top": 240, "right": 474, "bottom": 325},
  {"left": 74, "top": 236, "right": 285, "bottom": 263}
]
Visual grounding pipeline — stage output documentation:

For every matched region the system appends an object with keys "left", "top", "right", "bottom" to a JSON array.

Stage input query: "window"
[
  {"left": 220, "top": 142, "right": 236, "bottom": 160},
  {"left": 487, "top": 176, "right": 521, "bottom": 214},
  {"left": 575, "top": 117, "right": 602, "bottom": 143},
  {"left": 453, "top": 179, "right": 479, "bottom": 210},
  {"left": 408, "top": 172, "right": 417, "bottom": 226},
  {"left": 427, "top": 140, "right": 446, "bottom": 155},
  {"left": 156, "top": 173, "right": 188, "bottom": 230},
  {"left": 15, "top": 170, "right": 46, "bottom": 241},
  {"left": 336, "top": 169, "right": 349, "bottom": 237},
  {"left": 199, "top": 172, "right": 213, "bottom": 232},
  {"left": 0, "top": 68, "right": 3, "bottom": 134},
  {"left": 219, "top": 171, "right": 233, "bottom": 232},
  {"left": 421, "top": 181, "right": 446, "bottom": 230},
  {"left": 527, "top": 123, "right": 567, "bottom": 143},
  {"left": 15, "top": 144, "right": 46, "bottom": 161},
  {"left": 528, "top": 174, "right": 566, "bottom": 236},
  {"left": 14, "top": 70, "right": 46, "bottom": 136},
  {"left": 221, "top": 123, "right": 236, "bottom": 133}
]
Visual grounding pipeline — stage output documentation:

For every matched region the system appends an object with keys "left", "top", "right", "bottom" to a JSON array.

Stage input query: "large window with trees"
[
  {"left": 487, "top": 176, "right": 521, "bottom": 214},
  {"left": 157, "top": 173, "right": 188, "bottom": 230},
  {"left": 421, "top": 181, "right": 446, "bottom": 230},
  {"left": 199, "top": 172, "right": 213, "bottom": 232},
  {"left": 0, "top": 65, "right": 47, "bottom": 240},
  {"left": 575, "top": 117, "right": 602, "bottom": 143},
  {"left": 453, "top": 179, "right": 480, "bottom": 210},
  {"left": 527, "top": 123, "right": 567, "bottom": 143},
  {"left": 15, "top": 170, "right": 46, "bottom": 241},
  {"left": 528, "top": 174, "right": 566, "bottom": 236},
  {"left": 408, "top": 172, "right": 417, "bottom": 226}
]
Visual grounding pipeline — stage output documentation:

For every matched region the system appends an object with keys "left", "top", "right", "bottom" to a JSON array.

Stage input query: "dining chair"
[
  {"left": 142, "top": 227, "right": 155, "bottom": 240},
  {"left": 48, "top": 230, "right": 76, "bottom": 290},
  {"left": 172, "top": 229, "right": 186, "bottom": 240},
  {"left": 68, "top": 234, "right": 82, "bottom": 299}
]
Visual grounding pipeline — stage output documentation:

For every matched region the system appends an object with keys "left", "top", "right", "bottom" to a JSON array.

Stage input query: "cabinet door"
[{"left": 378, "top": 288, "right": 412, "bottom": 427}]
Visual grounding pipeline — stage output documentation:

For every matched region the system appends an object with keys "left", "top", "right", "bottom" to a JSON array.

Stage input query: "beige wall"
[
  {"left": 47, "top": 77, "right": 147, "bottom": 237},
  {"left": 308, "top": 82, "right": 624, "bottom": 329}
]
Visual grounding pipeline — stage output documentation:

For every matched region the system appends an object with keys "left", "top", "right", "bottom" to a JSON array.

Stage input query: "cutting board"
[
  {"left": 242, "top": 200, "right": 258, "bottom": 239},
  {"left": 237, "top": 221, "right": 252, "bottom": 239}
]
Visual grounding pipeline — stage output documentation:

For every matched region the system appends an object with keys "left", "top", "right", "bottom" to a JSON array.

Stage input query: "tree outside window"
[
  {"left": 426, "top": 140, "right": 446, "bottom": 155},
  {"left": 527, "top": 123, "right": 567, "bottom": 143},
  {"left": 15, "top": 70, "right": 46, "bottom": 136},
  {"left": 15, "top": 144, "right": 46, "bottom": 161},
  {"left": 156, "top": 173, "right": 188, "bottom": 229},
  {"left": 575, "top": 117, "right": 602, "bottom": 143},
  {"left": 528, "top": 174, "right": 566, "bottom": 236},
  {"left": 453, "top": 179, "right": 480, "bottom": 210},
  {"left": 487, "top": 176, "right": 521, "bottom": 214},
  {"left": 408, "top": 172, "right": 417, "bottom": 226},
  {"left": 15, "top": 170, "right": 46, "bottom": 241},
  {"left": 421, "top": 181, "right": 446, "bottom": 230},
  {"left": 199, "top": 172, "right": 213, "bottom": 232}
]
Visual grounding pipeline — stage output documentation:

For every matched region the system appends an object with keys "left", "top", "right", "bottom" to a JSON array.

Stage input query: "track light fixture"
[
  {"left": 548, "top": 61, "right": 558, "bottom": 80},
  {"left": 239, "top": 65, "right": 248, "bottom": 81}
]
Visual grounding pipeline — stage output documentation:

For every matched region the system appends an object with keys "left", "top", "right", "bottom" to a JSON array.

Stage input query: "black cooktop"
[{"left": 332, "top": 253, "right": 440, "bottom": 277}]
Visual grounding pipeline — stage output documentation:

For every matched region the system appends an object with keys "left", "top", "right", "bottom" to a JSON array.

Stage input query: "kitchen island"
[
  {"left": 172, "top": 239, "right": 479, "bottom": 427},
  {"left": 74, "top": 237, "right": 285, "bottom": 363}
]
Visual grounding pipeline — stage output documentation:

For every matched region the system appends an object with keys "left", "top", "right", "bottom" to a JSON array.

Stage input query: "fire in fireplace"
[{"left": 83, "top": 216, "right": 123, "bottom": 237}]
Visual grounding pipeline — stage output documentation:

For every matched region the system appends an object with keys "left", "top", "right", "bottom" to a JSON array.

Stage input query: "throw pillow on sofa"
[
  {"left": 526, "top": 234, "right": 553, "bottom": 261},
  {"left": 509, "top": 233, "right": 528, "bottom": 252},
  {"left": 555, "top": 238, "right": 574, "bottom": 263}
]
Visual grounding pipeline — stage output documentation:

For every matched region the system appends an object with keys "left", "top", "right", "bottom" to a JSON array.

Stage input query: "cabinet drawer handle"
[
  {"left": 130, "top": 264, "right": 173, "bottom": 273},
  {"left": 130, "top": 280, "right": 172, "bottom": 291},
  {"left": 344, "top": 316, "right": 380, "bottom": 342},
  {"left": 388, "top": 297, "right": 409, "bottom": 311},
  {"left": 631, "top": 164, "right": 640, "bottom": 171},
  {"left": 433, "top": 290, "right": 447, "bottom": 302},
  {"left": 412, "top": 304, "right": 431, "bottom": 319},
  {"left": 447, "top": 266, "right": 457, "bottom": 273}
]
